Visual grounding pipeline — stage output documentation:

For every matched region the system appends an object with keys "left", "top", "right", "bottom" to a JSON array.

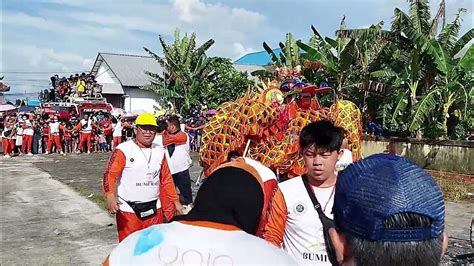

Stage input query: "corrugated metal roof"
[
  {"left": 233, "top": 64, "right": 267, "bottom": 73},
  {"left": 234, "top": 48, "right": 281, "bottom": 66},
  {"left": 101, "top": 83, "right": 124, "bottom": 94},
  {"left": 95, "top": 53, "right": 164, "bottom": 87}
]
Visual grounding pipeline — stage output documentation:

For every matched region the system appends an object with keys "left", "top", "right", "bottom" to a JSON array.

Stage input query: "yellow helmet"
[{"left": 135, "top": 113, "right": 157, "bottom": 127}]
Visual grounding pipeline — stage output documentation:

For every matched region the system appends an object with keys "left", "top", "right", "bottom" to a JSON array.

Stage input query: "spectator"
[
  {"left": 46, "top": 116, "right": 65, "bottom": 155},
  {"left": 14, "top": 119, "right": 24, "bottom": 154},
  {"left": 263, "top": 120, "right": 345, "bottom": 265},
  {"left": 152, "top": 119, "right": 168, "bottom": 147},
  {"left": 76, "top": 76, "right": 86, "bottom": 97},
  {"left": 2, "top": 117, "right": 15, "bottom": 158},
  {"left": 163, "top": 115, "right": 193, "bottom": 207},
  {"left": 331, "top": 154, "right": 448, "bottom": 266},
  {"left": 74, "top": 114, "right": 94, "bottom": 153},
  {"left": 64, "top": 122, "right": 73, "bottom": 153},
  {"left": 22, "top": 115, "right": 35, "bottom": 155},
  {"left": 98, "top": 133, "right": 107, "bottom": 152},
  {"left": 103, "top": 162, "right": 296, "bottom": 265},
  {"left": 100, "top": 115, "right": 113, "bottom": 151}
]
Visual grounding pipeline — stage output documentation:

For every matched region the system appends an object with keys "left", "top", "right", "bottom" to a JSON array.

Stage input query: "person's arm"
[
  {"left": 262, "top": 188, "right": 287, "bottom": 247},
  {"left": 103, "top": 149, "right": 126, "bottom": 213},
  {"left": 72, "top": 122, "right": 81, "bottom": 132},
  {"left": 159, "top": 157, "right": 183, "bottom": 220},
  {"left": 162, "top": 132, "right": 187, "bottom": 146}
]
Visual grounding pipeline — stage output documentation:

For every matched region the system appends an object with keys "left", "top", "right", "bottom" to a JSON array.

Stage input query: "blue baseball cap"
[{"left": 333, "top": 154, "right": 445, "bottom": 242}]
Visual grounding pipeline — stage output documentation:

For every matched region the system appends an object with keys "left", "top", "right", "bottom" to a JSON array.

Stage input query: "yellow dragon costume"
[{"left": 200, "top": 66, "right": 362, "bottom": 177}]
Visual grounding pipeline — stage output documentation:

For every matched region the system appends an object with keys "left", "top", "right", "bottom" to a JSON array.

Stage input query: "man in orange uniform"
[
  {"left": 162, "top": 115, "right": 193, "bottom": 206},
  {"left": 46, "top": 116, "right": 66, "bottom": 155},
  {"left": 103, "top": 113, "right": 184, "bottom": 242}
]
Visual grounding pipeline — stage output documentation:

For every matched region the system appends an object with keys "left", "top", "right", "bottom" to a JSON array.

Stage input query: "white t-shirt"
[
  {"left": 279, "top": 176, "right": 335, "bottom": 265},
  {"left": 107, "top": 222, "right": 297, "bottom": 265},
  {"left": 336, "top": 149, "right": 353, "bottom": 171},
  {"left": 80, "top": 119, "right": 92, "bottom": 133},
  {"left": 49, "top": 122, "right": 60, "bottom": 134},
  {"left": 113, "top": 121, "right": 122, "bottom": 137},
  {"left": 23, "top": 121, "right": 34, "bottom": 136},
  {"left": 153, "top": 134, "right": 163, "bottom": 147}
]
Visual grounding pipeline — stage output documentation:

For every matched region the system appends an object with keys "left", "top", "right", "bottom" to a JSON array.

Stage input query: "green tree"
[
  {"left": 144, "top": 29, "right": 253, "bottom": 114},
  {"left": 374, "top": 1, "right": 473, "bottom": 137},
  {"left": 201, "top": 57, "right": 254, "bottom": 109},
  {"left": 144, "top": 29, "right": 215, "bottom": 113}
]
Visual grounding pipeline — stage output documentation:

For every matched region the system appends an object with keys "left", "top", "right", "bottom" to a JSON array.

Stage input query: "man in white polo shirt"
[{"left": 163, "top": 115, "right": 193, "bottom": 207}]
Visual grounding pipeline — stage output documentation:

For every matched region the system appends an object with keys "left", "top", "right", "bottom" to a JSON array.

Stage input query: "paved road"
[
  {"left": 1, "top": 155, "right": 116, "bottom": 265},
  {"left": 1, "top": 152, "right": 472, "bottom": 264}
]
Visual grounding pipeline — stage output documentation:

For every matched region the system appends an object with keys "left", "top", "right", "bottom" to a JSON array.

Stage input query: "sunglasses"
[{"left": 137, "top": 125, "right": 158, "bottom": 133}]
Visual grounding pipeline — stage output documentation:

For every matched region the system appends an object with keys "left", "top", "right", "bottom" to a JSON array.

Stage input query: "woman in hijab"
[{"left": 103, "top": 161, "right": 295, "bottom": 265}]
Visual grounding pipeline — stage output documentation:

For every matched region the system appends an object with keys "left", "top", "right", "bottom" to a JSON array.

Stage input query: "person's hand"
[
  {"left": 174, "top": 201, "right": 185, "bottom": 215},
  {"left": 106, "top": 194, "right": 120, "bottom": 214}
]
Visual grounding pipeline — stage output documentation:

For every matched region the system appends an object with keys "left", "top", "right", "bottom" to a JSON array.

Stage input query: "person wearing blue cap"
[{"left": 331, "top": 154, "right": 448, "bottom": 265}]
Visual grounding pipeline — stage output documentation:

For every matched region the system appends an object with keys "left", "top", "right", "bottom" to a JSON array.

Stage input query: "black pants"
[{"left": 172, "top": 169, "right": 193, "bottom": 205}]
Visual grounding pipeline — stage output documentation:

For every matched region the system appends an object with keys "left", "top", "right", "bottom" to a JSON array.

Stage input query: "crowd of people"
[
  {"left": 39, "top": 73, "right": 103, "bottom": 102},
  {"left": 1, "top": 111, "right": 132, "bottom": 157},
  {"left": 101, "top": 113, "right": 448, "bottom": 266}
]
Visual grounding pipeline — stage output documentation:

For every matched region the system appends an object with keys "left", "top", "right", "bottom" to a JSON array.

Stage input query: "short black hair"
[
  {"left": 345, "top": 212, "right": 443, "bottom": 266},
  {"left": 299, "top": 120, "right": 344, "bottom": 152},
  {"left": 157, "top": 120, "right": 168, "bottom": 133},
  {"left": 167, "top": 115, "right": 180, "bottom": 128},
  {"left": 227, "top": 150, "right": 241, "bottom": 162}
]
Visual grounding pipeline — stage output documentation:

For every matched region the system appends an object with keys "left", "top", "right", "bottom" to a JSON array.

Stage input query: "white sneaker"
[
  {"left": 3, "top": 154, "right": 11, "bottom": 158},
  {"left": 45, "top": 151, "right": 49, "bottom": 155},
  {"left": 27, "top": 153, "right": 33, "bottom": 156},
  {"left": 87, "top": 151, "right": 91, "bottom": 154}
]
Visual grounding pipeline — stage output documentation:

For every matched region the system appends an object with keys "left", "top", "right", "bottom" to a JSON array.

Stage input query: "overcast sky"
[{"left": 1, "top": 0, "right": 472, "bottom": 93}]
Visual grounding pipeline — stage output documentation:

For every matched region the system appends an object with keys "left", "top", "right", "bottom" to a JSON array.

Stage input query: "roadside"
[
  {"left": 1, "top": 152, "right": 472, "bottom": 264},
  {"left": 1, "top": 155, "right": 116, "bottom": 265}
]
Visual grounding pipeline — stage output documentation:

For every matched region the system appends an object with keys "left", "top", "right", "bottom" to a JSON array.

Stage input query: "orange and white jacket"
[
  {"left": 103, "top": 140, "right": 179, "bottom": 221},
  {"left": 263, "top": 176, "right": 335, "bottom": 265}
]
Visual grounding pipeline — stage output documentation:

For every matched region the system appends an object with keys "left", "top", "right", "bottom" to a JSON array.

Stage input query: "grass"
[
  {"left": 64, "top": 181, "right": 108, "bottom": 210},
  {"left": 432, "top": 174, "right": 473, "bottom": 202}
]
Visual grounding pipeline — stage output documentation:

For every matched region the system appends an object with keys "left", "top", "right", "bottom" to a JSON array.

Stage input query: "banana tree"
[
  {"left": 263, "top": 32, "right": 300, "bottom": 68},
  {"left": 143, "top": 29, "right": 215, "bottom": 113},
  {"left": 296, "top": 16, "right": 358, "bottom": 94}
]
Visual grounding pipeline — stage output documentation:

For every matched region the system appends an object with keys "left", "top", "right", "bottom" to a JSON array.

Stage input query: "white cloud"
[
  {"left": 4, "top": 44, "right": 93, "bottom": 71},
  {"left": 233, "top": 42, "right": 256, "bottom": 59},
  {"left": 2, "top": 0, "right": 280, "bottom": 93}
]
